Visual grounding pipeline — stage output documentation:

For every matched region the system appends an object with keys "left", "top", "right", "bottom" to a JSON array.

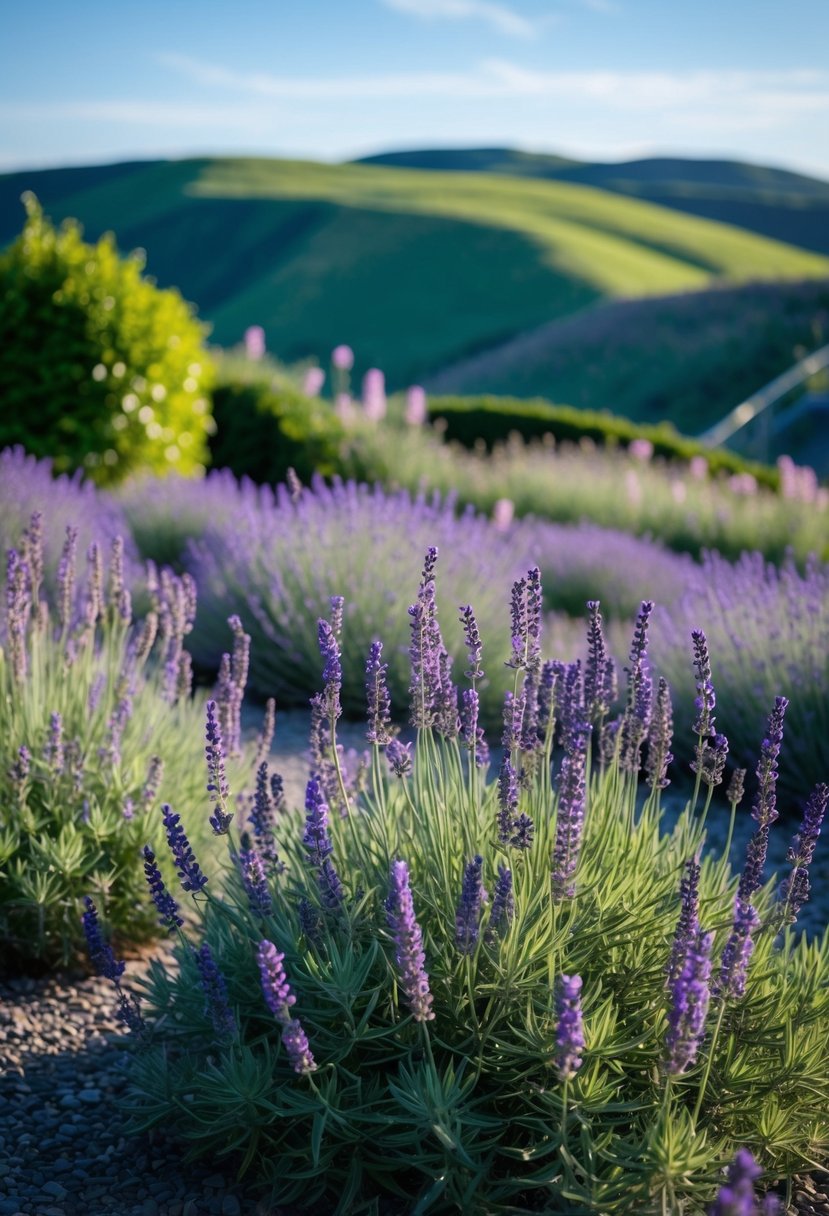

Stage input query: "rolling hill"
[
  {"left": 2, "top": 156, "right": 828, "bottom": 392},
  {"left": 357, "top": 149, "right": 829, "bottom": 256}
]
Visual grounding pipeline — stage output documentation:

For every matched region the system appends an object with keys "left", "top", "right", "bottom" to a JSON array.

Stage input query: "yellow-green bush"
[{"left": 0, "top": 194, "right": 214, "bottom": 485}]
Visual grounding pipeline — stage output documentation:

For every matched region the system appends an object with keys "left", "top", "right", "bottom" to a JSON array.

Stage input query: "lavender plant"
[
  {"left": 0, "top": 511, "right": 257, "bottom": 966},
  {"left": 653, "top": 549, "right": 829, "bottom": 797},
  {"left": 115, "top": 557, "right": 826, "bottom": 1214}
]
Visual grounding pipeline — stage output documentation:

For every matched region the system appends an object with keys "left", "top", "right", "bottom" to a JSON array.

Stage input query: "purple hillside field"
[
  {"left": 455, "top": 855, "right": 488, "bottom": 955},
  {"left": 554, "top": 975, "right": 585, "bottom": 1081},
  {"left": 664, "top": 929, "right": 713, "bottom": 1075},
  {"left": 386, "top": 860, "right": 434, "bottom": 1023}
]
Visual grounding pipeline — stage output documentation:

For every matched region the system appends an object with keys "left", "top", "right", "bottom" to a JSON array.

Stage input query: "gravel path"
[{"left": 2, "top": 709, "right": 827, "bottom": 1216}]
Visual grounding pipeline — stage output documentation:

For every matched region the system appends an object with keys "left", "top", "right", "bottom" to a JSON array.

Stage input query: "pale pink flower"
[
  {"left": 332, "top": 345, "right": 354, "bottom": 371},
  {"left": 629, "top": 438, "right": 654, "bottom": 462},
  {"left": 625, "top": 469, "right": 642, "bottom": 508},
  {"left": 689, "top": 455, "right": 708, "bottom": 481},
  {"left": 303, "top": 367, "right": 325, "bottom": 397},
  {"left": 335, "top": 393, "right": 355, "bottom": 422},
  {"left": 405, "top": 386, "right": 428, "bottom": 426},
  {"left": 671, "top": 480, "right": 687, "bottom": 504},
  {"left": 362, "top": 368, "right": 387, "bottom": 421},
  {"left": 244, "top": 326, "right": 266, "bottom": 360},
  {"left": 492, "top": 498, "right": 514, "bottom": 531},
  {"left": 728, "top": 472, "right": 758, "bottom": 496}
]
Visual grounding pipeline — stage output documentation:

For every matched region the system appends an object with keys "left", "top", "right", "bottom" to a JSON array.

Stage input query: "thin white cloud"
[{"left": 380, "top": 0, "right": 537, "bottom": 39}]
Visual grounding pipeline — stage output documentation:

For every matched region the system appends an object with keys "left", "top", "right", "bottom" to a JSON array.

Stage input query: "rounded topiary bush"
[{"left": 0, "top": 194, "right": 214, "bottom": 485}]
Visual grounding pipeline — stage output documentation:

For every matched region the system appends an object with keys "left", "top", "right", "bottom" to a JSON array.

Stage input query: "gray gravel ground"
[{"left": 2, "top": 709, "right": 827, "bottom": 1216}]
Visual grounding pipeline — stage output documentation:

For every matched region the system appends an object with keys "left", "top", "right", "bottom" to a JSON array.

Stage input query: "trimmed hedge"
[{"left": 427, "top": 395, "right": 779, "bottom": 488}]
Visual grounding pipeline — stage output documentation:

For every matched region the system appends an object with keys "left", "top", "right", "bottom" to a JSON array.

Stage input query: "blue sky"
[{"left": 2, "top": 0, "right": 829, "bottom": 177}]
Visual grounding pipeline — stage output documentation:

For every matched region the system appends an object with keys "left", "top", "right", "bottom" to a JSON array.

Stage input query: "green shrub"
[
  {"left": 0, "top": 512, "right": 259, "bottom": 967},
  {"left": 104, "top": 567, "right": 825, "bottom": 1213},
  {"left": 209, "top": 376, "right": 345, "bottom": 486},
  {"left": 0, "top": 195, "right": 214, "bottom": 486},
  {"left": 427, "top": 395, "right": 779, "bottom": 488}
]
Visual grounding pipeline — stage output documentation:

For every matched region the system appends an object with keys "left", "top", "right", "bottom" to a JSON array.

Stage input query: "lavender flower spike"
[
  {"left": 552, "top": 723, "right": 589, "bottom": 901},
  {"left": 666, "top": 857, "right": 701, "bottom": 990},
  {"left": 715, "top": 897, "right": 760, "bottom": 1002},
  {"left": 194, "top": 943, "right": 236, "bottom": 1040},
  {"left": 256, "top": 938, "right": 297, "bottom": 1023},
  {"left": 459, "top": 604, "right": 484, "bottom": 681},
  {"left": 142, "top": 845, "right": 183, "bottom": 932},
  {"left": 239, "top": 846, "right": 273, "bottom": 917},
  {"left": 486, "top": 864, "right": 514, "bottom": 943},
  {"left": 751, "top": 697, "right": 789, "bottom": 828},
  {"left": 386, "top": 860, "right": 434, "bottom": 1022},
  {"left": 282, "top": 1019, "right": 317, "bottom": 1075},
  {"left": 506, "top": 569, "right": 541, "bottom": 672},
  {"left": 455, "top": 855, "right": 488, "bottom": 955},
  {"left": 709, "top": 1148, "right": 781, "bottom": 1216},
  {"left": 81, "top": 897, "right": 125, "bottom": 983},
  {"left": 497, "top": 756, "right": 518, "bottom": 845},
  {"left": 554, "top": 974, "right": 585, "bottom": 1081},
  {"left": 386, "top": 738, "right": 413, "bottom": 779},
  {"left": 645, "top": 676, "right": 674, "bottom": 791},
  {"left": 366, "top": 640, "right": 392, "bottom": 745},
  {"left": 205, "top": 700, "right": 232, "bottom": 835},
  {"left": 779, "top": 782, "right": 829, "bottom": 924},
  {"left": 691, "top": 628, "right": 717, "bottom": 739},
  {"left": 664, "top": 929, "right": 713, "bottom": 1075},
  {"left": 162, "top": 804, "right": 208, "bottom": 894},
  {"left": 584, "top": 601, "right": 615, "bottom": 724},
  {"left": 302, "top": 775, "right": 333, "bottom": 866},
  {"left": 318, "top": 617, "right": 343, "bottom": 721}
]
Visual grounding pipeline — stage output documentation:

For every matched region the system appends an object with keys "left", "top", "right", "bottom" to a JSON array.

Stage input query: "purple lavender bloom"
[
  {"left": 249, "top": 762, "right": 281, "bottom": 874},
  {"left": 194, "top": 942, "right": 236, "bottom": 1040},
  {"left": 666, "top": 857, "right": 701, "bottom": 990},
  {"left": 108, "top": 536, "right": 125, "bottom": 612},
  {"left": 57, "top": 525, "right": 79, "bottom": 634},
  {"left": 142, "top": 845, "right": 183, "bottom": 931},
  {"left": 557, "top": 661, "right": 585, "bottom": 756},
  {"left": 434, "top": 647, "right": 459, "bottom": 739},
  {"left": 270, "top": 770, "right": 287, "bottom": 815},
  {"left": 81, "top": 897, "right": 125, "bottom": 983},
  {"left": 329, "top": 594, "right": 345, "bottom": 640},
  {"left": 9, "top": 744, "right": 30, "bottom": 795},
  {"left": 646, "top": 677, "right": 674, "bottom": 791},
  {"left": 239, "top": 847, "right": 273, "bottom": 917},
  {"left": 715, "top": 898, "right": 760, "bottom": 1001},
  {"left": 282, "top": 1018, "right": 317, "bottom": 1075},
  {"left": 318, "top": 618, "right": 343, "bottom": 721},
  {"left": 366, "top": 640, "right": 392, "bottom": 745},
  {"left": 255, "top": 697, "right": 276, "bottom": 768},
  {"left": 386, "top": 860, "right": 434, "bottom": 1022},
  {"left": 256, "top": 938, "right": 297, "bottom": 1023},
  {"left": 386, "top": 737, "right": 413, "bottom": 779},
  {"left": 408, "top": 547, "right": 444, "bottom": 730},
  {"left": 459, "top": 604, "right": 484, "bottom": 681},
  {"left": 5, "top": 550, "right": 30, "bottom": 681},
  {"left": 619, "top": 601, "right": 654, "bottom": 775},
  {"left": 519, "top": 665, "right": 541, "bottom": 754},
  {"left": 460, "top": 689, "right": 490, "bottom": 768},
  {"left": 497, "top": 756, "right": 519, "bottom": 844},
  {"left": 88, "top": 674, "right": 105, "bottom": 714},
  {"left": 84, "top": 542, "right": 103, "bottom": 629},
  {"left": 584, "top": 601, "right": 616, "bottom": 724},
  {"left": 693, "top": 733, "right": 730, "bottom": 789},
  {"left": 162, "top": 804, "right": 208, "bottom": 894},
  {"left": 45, "top": 711, "right": 64, "bottom": 775},
  {"left": 486, "top": 864, "right": 514, "bottom": 943},
  {"left": 552, "top": 724, "right": 589, "bottom": 901},
  {"left": 537, "top": 660, "right": 561, "bottom": 741},
  {"left": 664, "top": 929, "right": 713, "bottom": 1075},
  {"left": 511, "top": 813, "right": 535, "bottom": 850},
  {"left": 318, "top": 857, "right": 346, "bottom": 912},
  {"left": 115, "top": 989, "right": 146, "bottom": 1037},
  {"left": 709, "top": 1148, "right": 780, "bottom": 1216},
  {"left": 751, "top": 697, "right": 788, "bottom": 828},
  {"left": 554, "top": 974, "right": 585, "bottom": 1081},
  {"left": 779, "top": 782, "right": 828, "bottom": 924},
  {"left": 176, "top": 651, "right": 193, "bottom": 701},
  {"left": 455, "top": 855, "right": 488, "bottom": 955},
  {"left": 141, "top": 756, "right": 164, "bottom": 812},
  {"left": 298, "top": 897, "right": 323, "bottom": 946},
  {"left": 302, "top": 776, "right": 333, "bottom": 866},
  {"left": 727, "top": 768, "right": 747, "bottom": 808},
  {"left": 737, "top": 826, "right": 771, "bottom": 906},
  {"left": 506, "top": 569, "right": 541, "bottom": 672},
  {"left": 691, "top": 629, "right": 717, "bottom": 739},
  {"left": 205, "top": 700, "right": 232, "bottom": 836}
]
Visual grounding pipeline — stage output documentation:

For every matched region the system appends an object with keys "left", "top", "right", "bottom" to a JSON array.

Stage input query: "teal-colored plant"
[{"left": 102, "top": 558, "right": 825, "bottom": 1213}]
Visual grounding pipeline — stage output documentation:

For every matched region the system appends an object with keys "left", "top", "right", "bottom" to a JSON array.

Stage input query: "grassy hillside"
[
  {"left": 358, "top": 149, "right": 829, "bottom": 256},
  {"left": 2, "top": 156, "right": 828, "bottom": 389},
  {"left": 426, "top": 278, "right": 829, "bottom": 436}
]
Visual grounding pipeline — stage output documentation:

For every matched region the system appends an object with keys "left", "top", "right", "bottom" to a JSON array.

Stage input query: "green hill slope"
[
  {"left": 358, "top": 149, "right": 829, "bottom": 256},
  {"left": 2, "top": 156, "right": 829, "bottom": 388}
]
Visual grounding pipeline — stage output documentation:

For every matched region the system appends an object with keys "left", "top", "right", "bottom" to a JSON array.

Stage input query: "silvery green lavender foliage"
[
  {"left": 0, "top": 445, "right": 140, "bottom": 602},
  {"left": 119, "top": 556, "right": 827, "bottom": 1215},
  {"left": 653, "top": 549, "right": 829, "bottom": 797},
  {"left": 0, "top": 510, "right": 258, "bottom": 966}
]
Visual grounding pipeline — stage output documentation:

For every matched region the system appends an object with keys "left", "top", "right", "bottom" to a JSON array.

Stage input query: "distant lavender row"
[
  {"left": 652, "top": 550, "right": 829, "bottom": 797},
  {"left": 0, "top": 446, "right": 139, "bottom": 597}
]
